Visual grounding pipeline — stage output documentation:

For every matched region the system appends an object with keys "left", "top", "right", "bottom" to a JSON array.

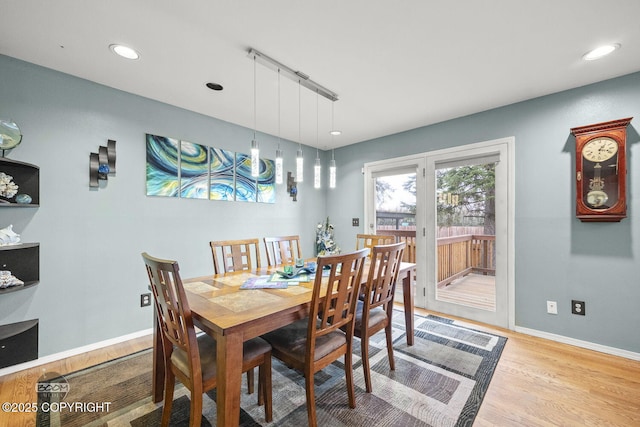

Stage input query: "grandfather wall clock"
[{"left": 571, "top": 117, "right": 632, "bottom": 222}]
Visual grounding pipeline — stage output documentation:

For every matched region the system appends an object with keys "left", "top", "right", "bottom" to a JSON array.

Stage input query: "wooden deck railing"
[
  {"left": 376, "top": 230, "right": 495, "bottom": 288},
  {"left": 436, "top": 234, "right": 495, "bottom": 288},
  {"left": 377, "top": 229, "right": 416, "bottom": 263}
]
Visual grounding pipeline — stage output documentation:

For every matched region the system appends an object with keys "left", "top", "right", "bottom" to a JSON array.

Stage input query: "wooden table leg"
[
  {"left": 216, "top": 332, "right": 243, "bottom": 427},
  {"left": 402, "top": 268, "right": 415, "bottom": 346}
]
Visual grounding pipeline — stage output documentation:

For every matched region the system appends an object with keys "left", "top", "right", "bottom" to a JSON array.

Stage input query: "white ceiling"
[{"left": 2, "top": 1, "right": 640, "bottom": 150}]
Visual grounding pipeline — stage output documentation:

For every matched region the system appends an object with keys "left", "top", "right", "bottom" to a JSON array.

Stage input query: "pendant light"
[
  {"left": 250, "top": 54, "right": 259, "bottom": 177},
  {"left": 275, "top": 69, "right": 283, "bottom": 184},
  {"left": 329, "top": 102, "right": 337, "bottom": 188},
  {"left": 246, "top": 48, "right": 340, "bottom": 185},
  {"left": 314, "top": 151, "right": 321, "bottom": 189},
  {"left": 296, "top": 80, "right": 304, "bottom": 182},
  {"left": 314, "top": 90, "right": 321, "bottom": 189},
  {"left": 329, "top": 151, "right": 336, "bottom": 189}
]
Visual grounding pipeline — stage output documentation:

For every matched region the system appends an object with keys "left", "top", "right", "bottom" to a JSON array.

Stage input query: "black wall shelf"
[
  {"left": 0, "top": 158, "right": 40, "bottom": 295},
  {"left": 0, "top": 158, "right": 39, "bottom": 206},
  {"left": 0, "top": 243, "right": 40, "bottom": 294}
]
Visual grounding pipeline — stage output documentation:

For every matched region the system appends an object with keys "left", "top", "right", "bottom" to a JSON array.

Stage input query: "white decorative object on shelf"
[
  {"left": 0, "top": 172, "right": 18, "bottom": 199},
  {"left": 0, "top": 224, "right": 20, "bottom": 245},
  {"left": 0, "top": 270, "right": 24, "bottom": 289}
]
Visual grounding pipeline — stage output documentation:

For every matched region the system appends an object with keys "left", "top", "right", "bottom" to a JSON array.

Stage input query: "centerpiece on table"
[{"left": 316, "top": 217, "right": 340, "bottom": 255}]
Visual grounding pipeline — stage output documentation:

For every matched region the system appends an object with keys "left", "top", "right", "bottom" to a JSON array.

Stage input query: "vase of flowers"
[{"left": 316, "top": 217, "right": 340, "bottom": 255}]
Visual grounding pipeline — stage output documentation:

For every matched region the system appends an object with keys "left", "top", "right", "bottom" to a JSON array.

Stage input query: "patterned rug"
[{"left": 37, "top": 312, "right": 506, "bottom": 426}]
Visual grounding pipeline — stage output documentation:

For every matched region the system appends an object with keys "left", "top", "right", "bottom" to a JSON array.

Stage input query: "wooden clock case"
[{"left": 571, "top": 117, "right": 632, "bottom": 222}]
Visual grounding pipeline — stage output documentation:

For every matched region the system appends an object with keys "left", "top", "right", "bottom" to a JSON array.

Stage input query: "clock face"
[{"left": 582, "top": 137, "right": 618, "bottom": 162}]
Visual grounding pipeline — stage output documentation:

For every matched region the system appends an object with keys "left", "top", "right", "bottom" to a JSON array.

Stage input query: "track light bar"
[{"left": 247, "top": 48, "right": 339, "bottom": 102}]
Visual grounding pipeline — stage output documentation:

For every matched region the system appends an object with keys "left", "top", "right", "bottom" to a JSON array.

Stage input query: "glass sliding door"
[
  {"left": 425, "top": 139, "right": 513, "bottom": 328},
  {"left": 364, "top": 156, "right": 426, "bottom": 308},
  {"left": 435, "top": 161, "right": 497, "bottom": 311},
  {"left": 364, "top": 138, "right": 514, "bottom": 329}
]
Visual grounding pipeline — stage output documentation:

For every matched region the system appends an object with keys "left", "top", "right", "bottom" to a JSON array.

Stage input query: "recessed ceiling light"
[
  {"left": 206, "top": 82, "right": 224, "bottom": 91},
  {"left": 329, "top": 130, "right": 342, "bottom": 136},
  {"left": 109, "top": 44, "right": 140, "bottom": 60},
  {"left": 582, "top": 44, "right": 620, "bottom": 61}
]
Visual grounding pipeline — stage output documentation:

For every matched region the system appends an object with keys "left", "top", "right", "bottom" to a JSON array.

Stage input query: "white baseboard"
[
  {"left": 515, "top": 326, "right": 640, "bottom": 361},
  {"left": 0, "top": 328, "right": 154, "bottom": 377}
]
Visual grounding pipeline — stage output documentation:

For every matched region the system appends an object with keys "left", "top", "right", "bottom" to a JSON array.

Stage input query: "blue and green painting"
[
  {"left": 179, "top": 140, "right": 209, "bottom": 199},
  {"left": 146, "top": 133, "right": 179, "bottom": 197},
  {"left": 210, "top": 148, "right": 235, "bottom": 201}
]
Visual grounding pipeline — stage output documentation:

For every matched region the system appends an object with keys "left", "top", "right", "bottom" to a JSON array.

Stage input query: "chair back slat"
[
  {"left": 308, "top": 249, "right": 369, "bottom": 342},
  {"left": 210, "top": 239, "right": 261, "bottom": 274},
  {"left": 365, "top": 242, "right": 406, "bottom": 311},
  {"left": 263, "top": 235, "right": 302, "bottom": 266}
]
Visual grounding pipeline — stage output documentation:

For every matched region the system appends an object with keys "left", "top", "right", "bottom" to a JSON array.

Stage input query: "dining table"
[{"left": 151, "top": 259, "right": 416, "bottom": 427}]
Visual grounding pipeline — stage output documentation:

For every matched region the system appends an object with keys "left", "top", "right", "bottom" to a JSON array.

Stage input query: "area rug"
[{"left": 37, "top": 312, "right": 506, "bottom": 427}]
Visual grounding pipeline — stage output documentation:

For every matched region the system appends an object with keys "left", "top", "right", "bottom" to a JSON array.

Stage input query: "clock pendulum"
[{"left": 586, "top": 162, "right": 608, "bottom": 208}]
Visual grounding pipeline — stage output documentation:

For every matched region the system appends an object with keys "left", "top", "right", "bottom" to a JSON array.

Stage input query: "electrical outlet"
[
  {"left": 140, "top": 293, "right": 152, "bottom": 307},
  {"left": 352, "top": 218, "right": 359, "bottom": 226},
  {"left": 572, "top": 300, "right": 585, "bottom": 315},
  {"left": 546, "top": 300, "right": 558, "bottom": 315}
]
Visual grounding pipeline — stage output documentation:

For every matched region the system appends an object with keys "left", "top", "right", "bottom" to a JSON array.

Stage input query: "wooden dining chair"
[
  {"left": 142, "top": 252, "right": 273, "bottom": 426},
  {"left": 210, "top": 238, "right": 261, "bottom": 274},
  {"left": 262, "top": 248, "right": 369, "bottom": 427},
  {"left": 355, "top": 233, "right": 395, "bottom": 257},
  {"left": 353, "top": 241, "right": 405, "bottom": 393},
  {"left": 263, "top": 235, "right": 302, "bottom": 266}
]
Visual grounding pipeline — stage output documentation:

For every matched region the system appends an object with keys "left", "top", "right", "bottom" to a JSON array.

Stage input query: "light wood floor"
[
  {"left": 1, "top": 308, "right": 639, "bottom": 427},
  {"left": 437, "top": 273, "right": 496, "bottom": 311}
]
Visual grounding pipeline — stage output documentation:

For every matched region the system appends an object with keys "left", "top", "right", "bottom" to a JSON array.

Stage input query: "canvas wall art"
[
  {"left": 146, "top": 134, "right": 179, "bottom": 197},
  {"left": 234, "top": 152, "right": 256, "bottom": 202},
  {"left": 179, "top": 140, "right": 209, "bottom": 199},
  {"left": 145, "top": 133, "right": 275, "bottom": 204},
  {"left": 210, "top": 148, "right": 235, "bottom": 201},
  {"left": 257, "top": 158, "right": 276, "bottom": 203}
]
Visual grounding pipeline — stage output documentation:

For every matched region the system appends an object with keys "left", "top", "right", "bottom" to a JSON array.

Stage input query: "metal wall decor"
[
  {"left": 287, "top": 171, "right": 297, "bottom": 201},
  {"left": 90, "top": 139, "right": 116, "bottom": 188}
]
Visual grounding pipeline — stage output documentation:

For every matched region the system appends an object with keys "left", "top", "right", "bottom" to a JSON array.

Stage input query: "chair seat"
[
  {"left": 171, "top": 334, "right": 271, "bottom": 382},
  {"left": 353, "top": 300, "right": 388, "bottom": 333},
  {"left": 263, "top": 319, "right": 347, "bottom": 364}
]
